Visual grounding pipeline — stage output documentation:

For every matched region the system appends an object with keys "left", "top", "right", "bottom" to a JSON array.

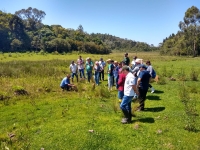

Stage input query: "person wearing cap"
[
  {"left": 136, "top": 64, "right": 151, "bottom": 111},
  {"left": 146, "top": 60, "right": 156, "bottom": 93},
  {"left": 77, "top": 55, "right": 85, "bottom": 79},
  {"left": 106, "top": 59, "right": 114, "bottom": 91},
  {"left": 85, "top": 57, "right": 94, "bottom": 83},
  {"left": 120, "top": 65, "right": 138, "bottom": 124},
  {"left": 60, "top": 74, "right": 76, "bottom": 91},
  {"left": 99, "top": 58, "right": 106, "bottom": 81},
  {"left": 123, "top": 53, "right": 130, "bottom": 66},
  {"left": 94, "top": 61, "right": 102, "bottom": 85},
  {"left": 131, "top": 58, "right": 143, "bottom": 99},
  {"left": 69, "top": 60, "right": 78, "bottom": 82}
]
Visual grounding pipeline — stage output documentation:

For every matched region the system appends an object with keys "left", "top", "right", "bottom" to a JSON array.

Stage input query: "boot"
[
  {"left": 121, "top": 110, "right": 131, "bottom": 124},
  {"left": 128, "top": 111, "right": 132, "bottom": 123}
]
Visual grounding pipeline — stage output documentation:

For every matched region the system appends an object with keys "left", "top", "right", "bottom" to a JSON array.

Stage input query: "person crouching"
[{"left": 60, "top": 74, "right": 77, "bottom": 91}]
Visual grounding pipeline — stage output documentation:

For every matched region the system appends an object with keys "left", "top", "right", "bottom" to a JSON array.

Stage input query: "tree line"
[
  {"left": 160, "top": 6, "right": 200, "bottom": 57},
  {"left": 0, "top": 7, "right": 157, "bottom": 54}
]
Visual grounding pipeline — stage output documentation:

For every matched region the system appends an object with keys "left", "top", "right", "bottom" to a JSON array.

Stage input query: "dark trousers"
[
  {"left": 99, "top": 70, "right": 104, "bottom": 80},
  {"left": 138, "top": 87, "right": 148, "bottom": 110},
  {"left": 61, "top": 84, "right": 70, "bottom": 91}
]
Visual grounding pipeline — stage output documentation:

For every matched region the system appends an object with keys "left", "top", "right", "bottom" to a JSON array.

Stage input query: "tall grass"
[{"left": 0, "top": 52, "right": 200, "bottom": 149}]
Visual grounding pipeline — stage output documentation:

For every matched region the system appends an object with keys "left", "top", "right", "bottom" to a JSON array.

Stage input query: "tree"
[
  {"left": 15, "top": 7, "right": 46, "bottom": 30},
  {"left": 179, "top": 6, "right": 200, "bottom": 57}
]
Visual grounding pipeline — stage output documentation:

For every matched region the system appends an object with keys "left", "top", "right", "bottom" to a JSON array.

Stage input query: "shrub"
[
  {"left": 12, "top": 86, "right": 28, "bottom": 95},
  {"left": 190, "top": 68, "right": 199, "bottom": 81},
  {"left": 177, "top": 68, "right": 187, "bottom": 81}
]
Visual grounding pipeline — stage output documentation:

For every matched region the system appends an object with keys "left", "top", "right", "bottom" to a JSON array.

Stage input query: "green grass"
[{"left": 0, "top": 52, "right": 200, "bottom": 149}]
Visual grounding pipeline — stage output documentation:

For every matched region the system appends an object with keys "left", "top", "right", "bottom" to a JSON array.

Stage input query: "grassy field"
[{"left": 0, "top": 51, "right": 200, "bottom": 150}]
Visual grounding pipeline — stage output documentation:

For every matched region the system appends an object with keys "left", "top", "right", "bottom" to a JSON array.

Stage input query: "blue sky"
[{"left": 1, "top": 0, "right": 200, "bottom": 46}]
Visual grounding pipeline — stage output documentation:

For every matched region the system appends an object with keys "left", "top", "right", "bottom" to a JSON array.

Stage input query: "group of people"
[{"left": 60, "top": 53, "right": 156, "bottom": 124}]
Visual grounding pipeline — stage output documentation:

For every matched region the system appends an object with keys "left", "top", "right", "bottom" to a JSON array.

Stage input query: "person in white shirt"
[
  {"left": 99, "top": 58, "right": 106, "bottom": 81},
  {"left": 120, "top": 66, "right": 138, "bottom": 124},
  {"left": 77, "top": 56, "right": 85, "bottom": 78},
  {"left": 131, "top": 56, "right": 137, "bottom": 69},
  {"left": 69, "top": 61, "right": 78, "bottom": 82}
]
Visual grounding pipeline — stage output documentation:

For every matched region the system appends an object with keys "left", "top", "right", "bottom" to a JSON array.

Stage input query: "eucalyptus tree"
[
  {"left": 179, "top": 6, "right": 200, "bottom": 57},
  {"left": 15, "top": 7, "right": 46, "bottom": 30}
]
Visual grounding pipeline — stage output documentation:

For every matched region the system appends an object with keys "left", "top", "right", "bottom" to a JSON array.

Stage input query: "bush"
[{"left": 190, "top": 68, "right": 199, "bottom": 81}]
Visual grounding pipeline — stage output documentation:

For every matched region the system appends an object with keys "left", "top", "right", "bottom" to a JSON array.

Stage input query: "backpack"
[{"left": 152, "top": 69, "right": 156, "bottom": 78}]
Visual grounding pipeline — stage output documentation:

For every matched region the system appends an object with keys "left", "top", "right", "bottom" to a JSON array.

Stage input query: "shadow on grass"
[
  {"left": 153, "top": 90, "right": 164, "bottom": 94},
  {"left": 144, "top": 107, "right": 165, "bottom": 112},
  {"left": 146, "top": 95, "right": 161, "bottom": 100},
  {"left": 133, "top": 117, "right": 155, "bottom": 123}
]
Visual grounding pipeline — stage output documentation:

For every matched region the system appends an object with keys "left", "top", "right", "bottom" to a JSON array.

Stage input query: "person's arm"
[
  {"left": 132, "top": 84, "right": 139, "bottom": 95},
  {"left": 69, "top": 65, "right": 72, "bottom": 73},
  {"left": 137, "top": 78, "right": 141, "bottom": 88}
]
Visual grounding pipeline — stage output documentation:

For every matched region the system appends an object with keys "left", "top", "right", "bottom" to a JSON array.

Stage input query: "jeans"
[
  {"left": 71, "top": 73, "right": 78, "bottom": 78},
  {"left": 118, "top": 90, "right": 124, "bottom": 99},
  {"left": 108, "top": 75, "right": 113, "bottom": 89},
  {"left": 99, "top": 70, "right": 104, "bottom": 80},
  {"left": 87, "top": 71, "right": 92, "bottom": 82},
  {"left": 94, "top": 72, "right": 100, "bottom": 85},
  {"left": 120, "top": 95, "right": 133, "bottom": 112},
  {"left": 115, "top": 75, "right": 119, "bottom": 89},
  {"left": 79, "top": 69, "right": 85, "bottom": 78}
]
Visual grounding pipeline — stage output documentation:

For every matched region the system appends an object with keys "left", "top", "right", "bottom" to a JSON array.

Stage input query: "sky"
[{"left": 1, "top": 0, "right": 200, "bottom": 46}]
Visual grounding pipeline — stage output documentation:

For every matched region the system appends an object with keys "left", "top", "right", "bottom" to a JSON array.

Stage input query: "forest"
[
  {"left": 161, "top": 6, "right": 200, "bottom": 56},
  {"left": 0, "top": 6, "right": 200, "bottom": 56}
]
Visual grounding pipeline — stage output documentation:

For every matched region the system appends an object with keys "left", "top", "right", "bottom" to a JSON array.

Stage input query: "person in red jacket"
[{"left": 117, "top": 62, "right": 126, "bottom": 103}]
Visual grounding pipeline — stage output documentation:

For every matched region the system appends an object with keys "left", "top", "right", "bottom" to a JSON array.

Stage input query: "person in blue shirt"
[
  {"left": 136, "top": 64, "right": 151, "bottom": 111},
  {"left": 60, "top": 74, "right": 76, "bottom": 91}
]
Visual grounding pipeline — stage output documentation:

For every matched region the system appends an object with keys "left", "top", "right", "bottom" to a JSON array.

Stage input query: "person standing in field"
[
  {"left": 120, "top": 66, "right": 138, "bottom": 124},
  {"left": 146, "top": 60, "right": 156, "bottom": 93},
  {"left": 69, "top": 61, "right": 78, "bottom": 82},
  {"left": 94, "top": 61, "right": 102, "bottom": 85},
  {"left": 117, "top": 62, "right": 126, "bottom": 103},
  {"left": 123, "top": 53, "right": 130, "bottom": 66},
  {"left": 99, "top": 58, "right": 106, "bottom": 81},
  {"left": 60, "top": 74, "right": 76, "bottom": 91},
  {"left": 131, "top": 56, "right": 137, "bottom": 69},
  {"left": 85, "top": 57, "right": 94, "bottom": 83},
  {"left": 136, "top": 64, "right": 151, "bottom": 111},
  {"left": 77, "top": 55, "right": 85, "bottom": 79},
  {"left": 113, "top": 61, "right": 119, "bottom": 89},
  {"left": 106, "top": 59, "right": 114, "bottom": 91}
]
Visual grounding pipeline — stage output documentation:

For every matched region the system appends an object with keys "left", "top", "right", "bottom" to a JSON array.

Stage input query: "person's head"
[
  {"left": 106, "top": 59, "right": 112, "bottom": 64},
  {"left": 95, "top": 61, "right": 99, "bottom": 65},
  {"left": 114, "top": 60, "right": 118, "bottom": 66},
  {"left": 133, "top": 56, "right": 137, "bottom": 60},
  {"left": 121, "top": 65, "right": 130, "bottom": 75},
  {"left": 124, "top": 53, "right": 128, "bottom": 57},
  {"left": 139, "top": 64, "right": 147, "bottom": 71},
  {"left": 87, "top": 57, "right": 91, "bottom": 62},
  {"left": 146, "top": 60, "right": 151, "bottom": 66},
  {"left": 100, "top": 58, "right": 103, "bottom": 61},
  {"left": 79, "top": 56, "right": 82, "bottom": 59},
  {"left": 71, "top": 60, "right": 74, "bottom": 64},
  {"left": 66, "top": 74, "right": 71, "bottom": 78},
  {"left": 135, "top": 58, "right": 142, "bottom": 64},
  {"left": 118, "top": 62, "right": 122, "bottom": 68}
]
